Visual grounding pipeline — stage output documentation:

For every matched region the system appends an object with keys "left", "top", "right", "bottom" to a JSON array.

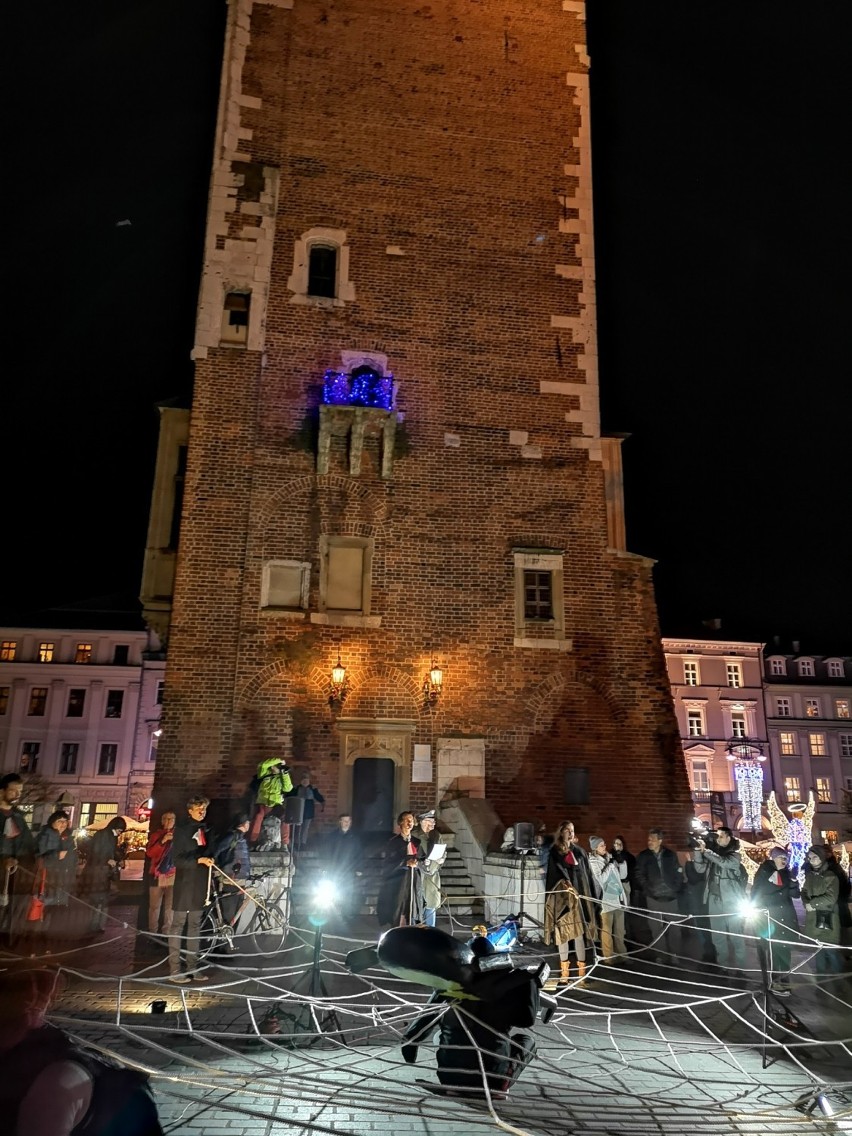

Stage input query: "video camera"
[{"left": 687, "top": 818, "right": 714, "bottom": 851}]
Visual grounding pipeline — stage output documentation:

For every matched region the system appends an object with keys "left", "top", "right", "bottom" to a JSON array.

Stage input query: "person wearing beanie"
[
  {"left": 588, "top": 837, "right": 627, "bottom": 960},
  {"left": 751, "top": 846, "right": 799, "bottom": 996},
  {"left": 801, "top": 845, "right": 841, "bottom": 974},
  {"left": 692, "top": 827, "right": 748, "bottom": 974}
]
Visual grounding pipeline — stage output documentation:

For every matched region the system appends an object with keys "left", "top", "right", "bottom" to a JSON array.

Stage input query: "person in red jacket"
[{"left": 144, "top": 811, "right": 176, "bottom": 935}]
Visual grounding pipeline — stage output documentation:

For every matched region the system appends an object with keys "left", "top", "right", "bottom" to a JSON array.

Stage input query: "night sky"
[{"left": 7, "top": 2, "right": 851, "bottom": 649}]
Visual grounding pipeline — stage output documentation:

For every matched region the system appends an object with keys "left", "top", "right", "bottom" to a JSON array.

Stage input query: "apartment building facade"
[
  {"left": 0, "top": 615, "right": 163, "bottom": 829},
  {"left": 763, "top": 648, "right": 852, "bottom": 842},
  {"left": 663, "top": 637, "right": 772, "bottom": 836}
]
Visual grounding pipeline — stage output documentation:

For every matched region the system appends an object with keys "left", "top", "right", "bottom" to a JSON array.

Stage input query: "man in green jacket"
[{"left": 249, "top": 758, "right": 293, "bottom": 847}]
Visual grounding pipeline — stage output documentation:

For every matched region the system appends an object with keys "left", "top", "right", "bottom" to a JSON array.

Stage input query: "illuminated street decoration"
[
  {"left": 767, "top": 790, "right": 816, "bottom": 880},
  {"left": 734, "top": 761, "right": 764, "bottom": 833},
  {"left": 322, "top": 367, "right": 394, "bottom": 410},
  {"left": 725, "top": 738, "right": 766, "bottom": 836}
]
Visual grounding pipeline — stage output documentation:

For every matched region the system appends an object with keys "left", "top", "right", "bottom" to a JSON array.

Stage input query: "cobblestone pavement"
[{"left": 4, "top": 892, "right": 851, "bottom": 1136}]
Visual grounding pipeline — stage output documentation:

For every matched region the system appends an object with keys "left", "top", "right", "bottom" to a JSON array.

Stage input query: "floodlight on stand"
[{"left": 309, "top": 876, "right": 338, "bottom": 927}]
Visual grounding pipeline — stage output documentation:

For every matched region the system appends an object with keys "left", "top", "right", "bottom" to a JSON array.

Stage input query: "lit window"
[
  {"left": 827, "top": 659, "right": 845, "bottom": 679},
  {"left": 687, "top": 710, "right": 705, "bottom": 737},
  {"left": 75, "top": 643, "right": 93, "bottom": 664},
  {"left": 149, "top": 731, "right": 161, "bottom": 763},
  {"left": 692, "top": 760, "right": 710, "bottom": 791},
  {"left": 66, "top": 689, "right": 86, "bottom": 717},
  {"left": 59, "top": 743, "right": 79, "bottom": 775},
  {"left": 98, "top": 744, "right": 117, "bottom": 776},
  {"left": 80, "top": 802, "right": 119, "bottom": 827},
  {"left": 835, "top": 699, "right": 850, "bottom": 719},
  {"left": 0, "top": 640, "right": 17, "bottom": 661},
  {"left": 798, "top": 658, "right": 814, "bottom": 677},
  {"left": 805, "top": 698, "right": 821, "bottom": 718},
  {"left": 776, "top": 697, "right": 791, "bottom": 717},
  {"left": 779, "top": 732, "right": 796, "bottom": 755},
  {"left": 105, "top": 690, "right": 124, "bottom": 719},
  {"left": 725, "top": 662, "right": 742, "bottom": 688},
  {"left": 783, "top": 776, "right": 801, "bottom": 800},
  {"left": 769, "top": 657, "right": 786, "bottom": 676},
  {"left": 730, "top": 713, "right": 747, "bottom": 738},
  {"left": 840, "top": 734, "right": 852, "bottom": 758},
  {"left": 20, "top": 741, "right": 40, "bottom": 774},
  {"left": 683, "top": 660, "right": 699, "bottom": 686},
  {"left": 27, "top": 688, "right": 48, "bottom": 716},
  {"left": 815, "top": 777, "right": 832, "bottom": 804},
  {"left": 261, "top": 560, "right": 311, "bottom": 611},
  {"left": 809, "top": 733, "right": 827, "bottom": 757},
  {"left": 38, "top": 642, "right": 55, "bottom": 663},
  {"left": 0, "top": 686, "right": 9, "bottom": 715}
]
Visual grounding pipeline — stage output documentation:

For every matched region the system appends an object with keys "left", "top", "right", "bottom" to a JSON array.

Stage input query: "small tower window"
[
  {"left": 220, "top": 291, "right": 251, "bottom": 346},
  {"left": 307, "top": 246, "right": 337, "bottom": 298}
]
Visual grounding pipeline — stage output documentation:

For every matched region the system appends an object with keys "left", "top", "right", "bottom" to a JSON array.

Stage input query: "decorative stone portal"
[{"left": 337, "top": 718, "right": 416, "bottom": 834}]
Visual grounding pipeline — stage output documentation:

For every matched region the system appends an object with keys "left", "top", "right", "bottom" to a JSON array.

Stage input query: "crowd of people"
[{"left": 533, "top": 821, "right": 851, "bottom": 994}]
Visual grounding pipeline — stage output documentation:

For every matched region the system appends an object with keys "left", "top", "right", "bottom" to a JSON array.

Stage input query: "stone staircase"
[{"left": 288, "top": 843, "right": 481, "bottom": 920}]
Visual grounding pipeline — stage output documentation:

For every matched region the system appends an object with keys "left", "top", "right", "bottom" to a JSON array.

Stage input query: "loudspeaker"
[
  {"left": 284, "top": 796, "right": 305, "bottom": 825},
  {"left": 514, "top": 821, "right": 535, "bottom": 851},
  {"left": 563, "top": 768, "right": 589, "bottom": 805}
]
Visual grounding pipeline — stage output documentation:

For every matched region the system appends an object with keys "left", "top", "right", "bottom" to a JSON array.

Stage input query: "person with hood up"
[
  {"left": 249, "top": 758, "right": 293, "bottom": 848},
  {"left": 692, "top": 826, "right": 748, "bottom": 973},
  {"left": 750, "top": 845, "right": 799, "bottom": 996},
  {"left": 801, "top": 845, "right": 842, "bottom": 975},
  {"left": 79, "top": 817, "right": 127, "bottom": 934},
  {"left": 588, "top": 836, "right": 627, "bottom": 960}
]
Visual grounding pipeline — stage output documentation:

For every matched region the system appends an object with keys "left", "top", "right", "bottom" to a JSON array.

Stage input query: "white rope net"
[{"left": 3, "top": 869, "right": 851, "bottom": 1136}]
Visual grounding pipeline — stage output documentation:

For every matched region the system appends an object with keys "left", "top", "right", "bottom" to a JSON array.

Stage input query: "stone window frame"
[
  {"left": 691, "top": 758, "right": 711, "bottom": 791},
  {"left": 683, "top": 659, "right": 700, "bottom": 686},
  {"left": 220, "top": 289, "right": 252, "bottom": 348},
  {"left": 288, "top": 227, "right": 355, "bottom": 309},
  {"left": 317, "top": 535, "right": 374, "bottom": 618},
  {"left": 512, "top": 549, "right": 568, "bottom": 651},
  {"left": 725, "top": 660, "right": 743, "bottom": 688},
  {"left": 260, "top": 559, "right": 311, "bottom": 620}
]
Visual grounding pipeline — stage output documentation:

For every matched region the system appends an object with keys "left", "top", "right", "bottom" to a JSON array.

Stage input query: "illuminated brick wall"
[{"left": 154, "top": 0, "right": 691, "bottom": 849}]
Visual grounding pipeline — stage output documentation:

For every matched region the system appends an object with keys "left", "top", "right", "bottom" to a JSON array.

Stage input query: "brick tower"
[{"left": 146, "top": 0, "right": 691, "bottom": 847}]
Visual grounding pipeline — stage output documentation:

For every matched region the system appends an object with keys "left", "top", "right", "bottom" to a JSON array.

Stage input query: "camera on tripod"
[{"left": 687, "top": 818, "right": 715, "bottom": 850}]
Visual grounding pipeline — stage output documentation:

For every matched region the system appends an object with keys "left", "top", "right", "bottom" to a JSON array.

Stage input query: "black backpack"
[{"left": 3, "top": 1025, "right": 164, "bottom": 1135}]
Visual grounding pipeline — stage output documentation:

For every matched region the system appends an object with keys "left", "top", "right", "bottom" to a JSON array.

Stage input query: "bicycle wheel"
[
  {"left": 197, "top": 909, "right": 218, "bottom": 960},
  {"left": 249, "top": 902, "right": 288, "bottom": 955}
]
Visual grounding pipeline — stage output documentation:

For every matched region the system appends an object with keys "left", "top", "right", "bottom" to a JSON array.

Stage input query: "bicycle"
[{"left": 199, "top": 869, "right": 288, "bottom": 958}]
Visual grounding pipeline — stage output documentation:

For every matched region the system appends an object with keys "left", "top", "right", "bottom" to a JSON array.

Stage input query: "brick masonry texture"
[{"left": 155, "top": 0, "right": 692, "bottom": 848}]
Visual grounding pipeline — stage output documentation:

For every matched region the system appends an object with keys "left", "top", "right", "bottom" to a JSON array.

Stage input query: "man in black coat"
[
  {"left": 751, "top": 846, "right": 799, "bottom": 996},
  {"left": 634, "top": 827, "right": 686, "bottom": 963},
  {"left": 168, "top": 796, "right": 215, "bottom": 983}
]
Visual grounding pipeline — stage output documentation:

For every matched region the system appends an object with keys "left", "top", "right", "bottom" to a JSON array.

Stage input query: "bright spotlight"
[{"left": 313, "top": 878, "right": 337, "bottom": 909}]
